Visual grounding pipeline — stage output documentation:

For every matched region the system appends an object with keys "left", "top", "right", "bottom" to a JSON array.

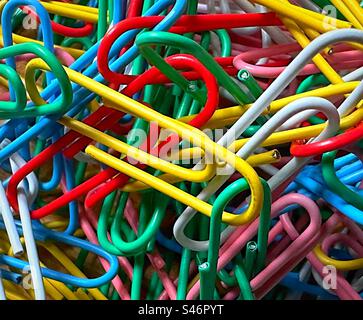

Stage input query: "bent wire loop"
[{"left": 0, "top": 0, "right": 363, "bottom": 301}]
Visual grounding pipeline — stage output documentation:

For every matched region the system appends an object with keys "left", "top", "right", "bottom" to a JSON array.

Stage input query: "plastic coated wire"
[
  {"left": 1, "top": 0, "right": 363, "bottom": 301},
  {"left": 174, "top": 96, "right": 340, "bottom": 251},
  {"left": 9, "top": 155, "right": 45, "bottom": 300},
  {"left": 173, "top": 28, "right": 363, "bottom": 251}
]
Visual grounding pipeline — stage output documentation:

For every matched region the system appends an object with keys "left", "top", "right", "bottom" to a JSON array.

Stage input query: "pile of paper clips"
[{"left": 0, "top": 0, "right": 362, "bottom": 301}]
